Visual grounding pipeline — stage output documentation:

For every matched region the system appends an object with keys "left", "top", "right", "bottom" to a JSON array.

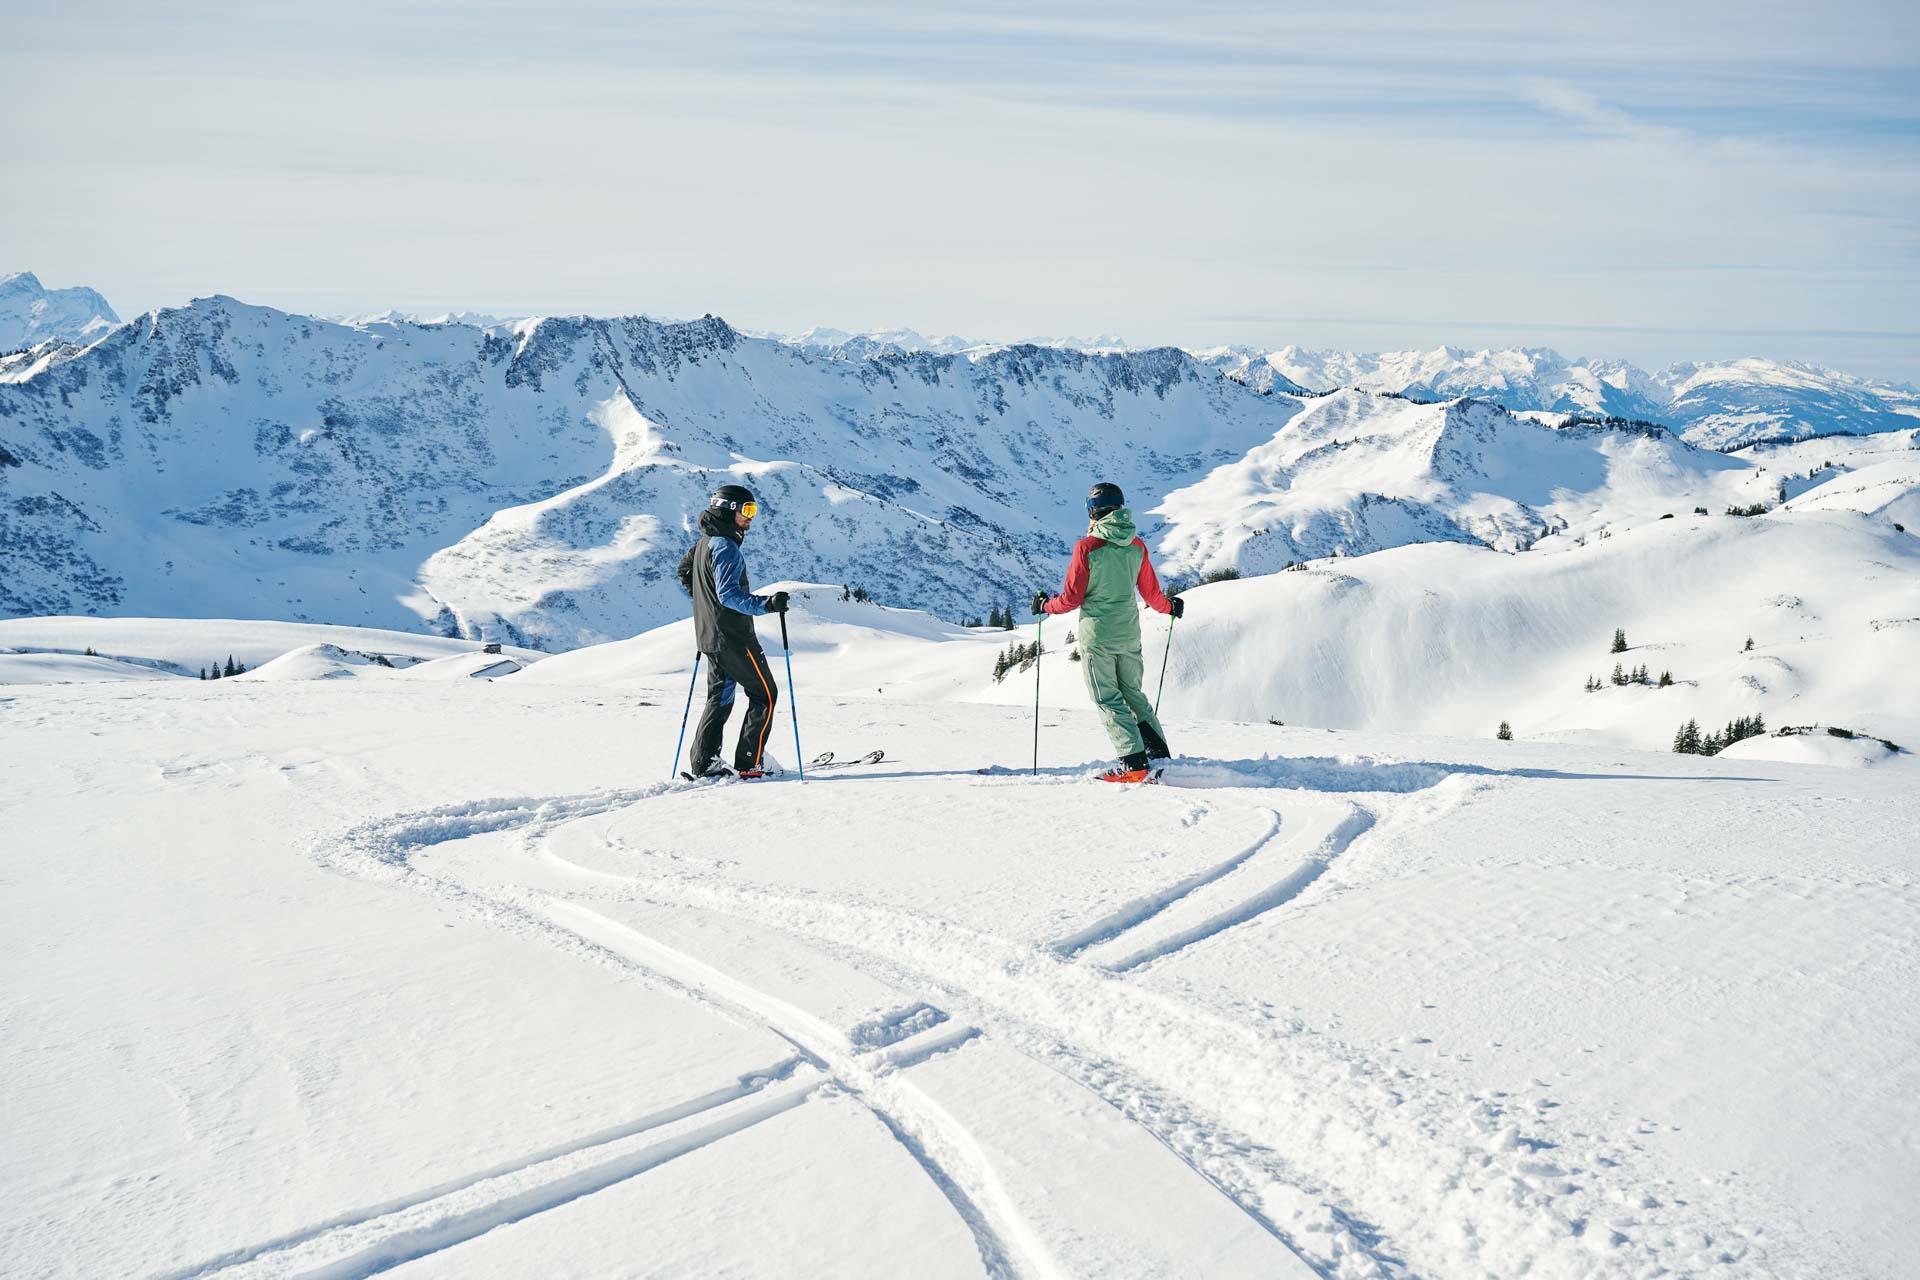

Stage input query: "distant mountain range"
[
  {"left": 3, "top": 275, "right": 1915, "bottom": 647},
  {"left": 0, "top": 272, "right": 119, "bottom": 351},
  {"left": 767, "top": 324, "right": 1920, "bottom": 451}
]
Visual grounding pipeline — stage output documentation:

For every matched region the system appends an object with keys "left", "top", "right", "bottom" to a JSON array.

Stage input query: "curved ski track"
[{"left": 189, "top": 762, "right": 1781, "bottom": 1280}]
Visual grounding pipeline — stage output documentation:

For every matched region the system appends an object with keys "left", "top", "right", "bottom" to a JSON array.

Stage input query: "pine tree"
[
  {"left": 1584, "top": 674, "right": 1600, "bottom": 692},
  {"left": 1496, "top": 721, "right": 1513, "bottom": 741},
  {"left": 1610, "top": 662, "right": 1627, "bottom": 686},
  {"left": 1673, "top": 719, "right": 1702, "bottom": 754},
  {"left": 223, "top": 655, "right": 237, "bottom": 677},
  {"left": 1002, "top": 604, "right": 1015, "bottom": 631},
  {"left": 208, "top": 659, "right": 221, "bottom": 680},
  {"left": 1658, "top": 670, "right": 1674, "bottom": 687},
  {"left": 199, "top": 667, "right": 207, "bottom": 680},
  {"left": 1611, "top": 628, "right": 1628, "bottom": 653},
  {"left": 1743, "top": 637, "right": 1754, "bottom": 652},
  {"left": 1632, "top": 663, "right": 1648, "bottom": 684}
]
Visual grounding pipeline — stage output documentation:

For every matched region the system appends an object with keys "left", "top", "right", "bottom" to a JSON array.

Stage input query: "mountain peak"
[{"left": 0, "top": 272, "right": 119, "bottom": 350}]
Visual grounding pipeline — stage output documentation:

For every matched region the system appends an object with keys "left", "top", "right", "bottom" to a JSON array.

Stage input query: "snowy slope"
[
  {"left": 511, "top": 506, "right": 1920, "bottom": 762},
  {"left": 4, "top": 642, "right": 1914, "bottom": 1277},
  {"left": 0, "top": 271, "right": 118, "bottom": 350},
  {"left": 0, "top": 615, "right": 541, "bottom": 676},
  {"left": 1150, "top": 390, "right": 1763, "bottom": 576},
  {"left": 1138, "top": 512, "right": 1920, "bottom": 754}
]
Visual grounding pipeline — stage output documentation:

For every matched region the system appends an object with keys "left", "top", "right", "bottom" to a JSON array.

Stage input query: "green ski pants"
[{"left": 1080, "top": 644, "right": 1168, "bottom": 759}]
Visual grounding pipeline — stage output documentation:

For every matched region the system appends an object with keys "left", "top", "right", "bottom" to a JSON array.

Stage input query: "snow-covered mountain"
[
  {"left": 0, "top": 296, "right": 1305, "bottom": 647},
  {"left": 0, "top": 272, "right": 119, "bottom": 351},
  {"left": 776, "top": 326, "right": 1134, "bottom": 361},
  {"left": 790, "top": 335, "right": 1920, "bottom": 450},
  {"left": 775, "top": 325, "right": 988, "bottom": 360},
  {"left": 340, "top": 308, "right": 521, "bottom": 330},
  {"left": 1152, "top": 391, "right": 1771, "bottom": 577},
  {"left": 1230, "top": 344, "right": 1920, "bottom": 449},
  {"left": 7, "top": 293, "right": 1914, "bottom": 650}
]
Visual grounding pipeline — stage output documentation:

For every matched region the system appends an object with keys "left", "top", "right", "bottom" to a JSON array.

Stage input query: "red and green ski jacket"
[{"left": 1040, "top": 507, "right": 1172, "bottom": 652}]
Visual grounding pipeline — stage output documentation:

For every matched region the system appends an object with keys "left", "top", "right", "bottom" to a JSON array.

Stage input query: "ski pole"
[
  {"left": 1154, "top": 612, "right": 1177, "bottom": 715},
  {"left": 780, "top": 609, "right": 804, "bottom": 782},
  {"left": 1032, "top": 614, "right": 1044, "bottom": 776},
  {"left": 670, "top": 653, "right": 701, "bottom": 781}
]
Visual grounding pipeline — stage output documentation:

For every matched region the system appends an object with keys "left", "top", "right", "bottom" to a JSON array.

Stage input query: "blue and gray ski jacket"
[{"left": 678, "top": 509, "right": 769, "bottom": 652}]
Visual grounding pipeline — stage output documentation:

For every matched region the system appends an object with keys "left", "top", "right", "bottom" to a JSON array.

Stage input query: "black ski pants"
[{"left": 689, "top": 639, "right": 780, "bottom": 775}]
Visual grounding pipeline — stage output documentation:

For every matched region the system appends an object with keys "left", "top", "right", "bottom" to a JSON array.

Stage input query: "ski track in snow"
[{"left": 279, "top": 761, "right": 1817, "bottom": 1280}]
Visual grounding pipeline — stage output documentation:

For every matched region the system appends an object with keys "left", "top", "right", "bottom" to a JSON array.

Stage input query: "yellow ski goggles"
[{"left": 740, "top": 500, "right": 758, "bottom": 518}]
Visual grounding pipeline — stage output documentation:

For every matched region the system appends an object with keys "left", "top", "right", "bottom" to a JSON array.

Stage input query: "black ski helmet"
[
  {"left": 709, "top": 483, "right": 757, "bottom": 514},
  {"left": 1087, "top": 481, "right": 1124, "bottom": 517}
]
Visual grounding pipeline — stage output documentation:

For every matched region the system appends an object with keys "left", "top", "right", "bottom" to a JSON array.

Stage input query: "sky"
[{"left": 5, "top": 0, "right": 1918, "bottom": 379}]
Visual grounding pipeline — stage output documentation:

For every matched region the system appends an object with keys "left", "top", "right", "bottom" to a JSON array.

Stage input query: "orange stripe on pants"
[{"left": 744, "top": 647, "right": 775, "bottom": 769}]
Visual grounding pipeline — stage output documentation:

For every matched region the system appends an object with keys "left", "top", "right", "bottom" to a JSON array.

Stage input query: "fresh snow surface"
[
  {"left": 0, "top": 649, "right": 178, "bottom": 684},
  {"left": 1718, "top": 728, "right": 1901, "bottom": 768},
  {"left": 0, "top": 616, "right": 542, "bottom": 677},
  {"left": 3, "top": 617, "right": 1914, "bottom": 1278}
]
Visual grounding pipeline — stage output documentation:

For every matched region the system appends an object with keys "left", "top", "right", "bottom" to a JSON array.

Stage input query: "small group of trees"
[
  {"left": 839, "top": 584, "right": 872, "bottom": 603},
  {"left": 990, "top": 640, "right": 1044, "bottom": 682},
  {"left": 973, "top": 603, "right": 1017, "bottom": 629},
  {"left": 1585, "top": 664, "right": 1671, "bottom": 691},
  {"left": 1496, "top": 721, "right": 1514, "bottom": 740},
  {"left": 1589, "top": 628, "right": 1670, "bottom": 688},
  {"left": 1167, "top": 566, "right": 1243, "bottom": 594},
  {"left": 1673, "top": 714, "right": 1766, "bottom": 756},
  {"left": 200, "top": 655, "right": 247, "bottom": 680},
  {"left": 1561, "top": 413, "right": 1673, "bottom": 438},
  {"left": 1726, "top": 502, "right": 1772, "bottom": 518}
]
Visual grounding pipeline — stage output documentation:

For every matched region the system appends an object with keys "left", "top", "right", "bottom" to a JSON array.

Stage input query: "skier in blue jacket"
[{"left": 675, "top": 484, "right": 789, "bottom": 777}]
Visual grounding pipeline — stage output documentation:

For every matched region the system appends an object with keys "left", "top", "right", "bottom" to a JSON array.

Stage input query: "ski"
[
  {"left": 678, "top": 752, "right": 882, "bottom": 783},
  {"left": 809, "top": 749, "right": 885, "bottom": 770},
  {"left": 972, "top": 763, "right": 1164, "bottom": 783},
  {"left": 678, "top": 764, "right": 787, "bottom": 783}
]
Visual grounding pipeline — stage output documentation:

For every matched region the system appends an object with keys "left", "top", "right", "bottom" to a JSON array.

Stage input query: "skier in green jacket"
[{"left": 1033, "top": 481, "right": 1185, "bottom": 783}]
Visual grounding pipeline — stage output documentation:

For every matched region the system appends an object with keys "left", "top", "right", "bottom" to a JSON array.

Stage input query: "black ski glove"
[
  {"left": 761, "top": 590, "right": 790, "bottom": 614},
  {"left": 1031, "top": 591, "right": 1049, "bottom": 616},
  {"left": 1170, "top": 596, "right": 1185, "bottom": 619}
]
